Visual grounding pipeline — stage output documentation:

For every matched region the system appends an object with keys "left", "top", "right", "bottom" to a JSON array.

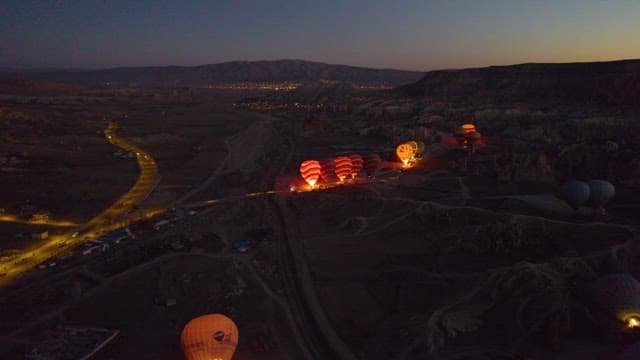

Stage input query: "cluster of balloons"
[
  {"left": 299, "top": 153, "right": 382, "bottom": 188},
  {"left": 453, "top": 123, "right": 482, "bottom": 148},
  {"left": 559, "top": 179, "right": 616, "bottom": 213},
  {"left": 181, "top": 313, "right": 239, "bottom": 360},
  {"left": 396, "top": 140, "right": 425, "bottom": 166}
]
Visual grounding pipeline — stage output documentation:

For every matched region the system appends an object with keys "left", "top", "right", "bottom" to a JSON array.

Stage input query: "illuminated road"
[
  {"left": 0, "top": 214, "right": 78, "bottom": 227},
  {"left": 0, "top": 122, "right": 161, "bottom": 285}
]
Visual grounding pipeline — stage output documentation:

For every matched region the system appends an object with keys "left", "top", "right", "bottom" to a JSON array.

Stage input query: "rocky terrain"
[{"left": 401, "top": 59, "right": 640, "bottom": 112}]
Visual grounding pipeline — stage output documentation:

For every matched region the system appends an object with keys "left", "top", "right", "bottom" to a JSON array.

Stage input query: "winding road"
[{"left": 0, "top": 122, "right": 160, "bottom": 285}]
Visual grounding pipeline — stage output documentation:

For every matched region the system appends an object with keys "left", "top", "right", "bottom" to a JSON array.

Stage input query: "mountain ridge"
[
  {"left": 400, "top": 59, "right": 640, "bottom": 110},
  {"left": 0, "top": 59, "right": 425, "bottom": 87}
]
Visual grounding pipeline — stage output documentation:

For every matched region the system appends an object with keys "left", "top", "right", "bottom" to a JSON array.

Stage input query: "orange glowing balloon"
[
  {"left": 396, "top": 142, "right": 416, "bottom": 165},
  {"left": 319, "top": 158, "right": 338, "bottom": 184},
  {"left": 300, "top": 160, "right": 322, "bottom": 187},
  {"left": 349, "top": 154, "right": 364, "bottom": 179},
  {"left": 461, "top": 124, "right": 476, "bottom": 133},
  {"left": 181, "top": 314, "right": 239, "bottom": 360},
  {"left": 334, "top": 156, "right": 353, "bottom": 181}
]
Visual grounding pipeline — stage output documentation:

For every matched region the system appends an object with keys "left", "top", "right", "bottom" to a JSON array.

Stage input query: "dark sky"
[{"left": 2, "top": 0, "right": 639, "bottom": 70}]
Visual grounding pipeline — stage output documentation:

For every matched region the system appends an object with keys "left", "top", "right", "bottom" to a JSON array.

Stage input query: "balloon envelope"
[
  {"left": 560, "top": 180, "right": 591, "bottom": 210},
  {"left": 592, "top": 274, "right": 640, "bottom": 323},
  {"left": 300, "top": 160, "right": 322, "bottom": 187},
  {"left": 349, "top": 154, "right": 364, "bottom": 179},
  {"left": 363, "top": 153, "right": 381, "bottom": 178},
  {"left": 396, "top": 143, "right": 416, "bottom": 164},
  {"left": 334, "top": 156, "right": 353, "bottom": 181},
  {"left": 588, "top": 179, "right": 615, "bottom": 208},
  {"left": 462, "top": 124, "right": 476, "bottom": 133},
  {"left": 415, "top": 141, "right": 426, "bottom": 155},
  {"left": 181, "top": 314, "right": 239, "bottom": 360},
  {"left": 319, "top": 158, "right": 338, "bottom": 184}
]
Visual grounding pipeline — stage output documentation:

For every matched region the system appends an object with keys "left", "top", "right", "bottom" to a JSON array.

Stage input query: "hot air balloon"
[
  {"left": 588, "top": 179, "right": 615, "bottom": 214},
  {"left": 396, "top": 143, "right": 416, "bottom": 166},
  {"left": 461, "top": 124, "right": 476, "bottom": 133},
  {"left": 453, "top": 126, "right": 467, "bottom": 146},
  {"left": 349, "top": 154, "right": 364, "bottom": 179},
  {"left": 559, "top": 180, "right": 591, "bottom": 210},
  {"left": 319, "top": 158, "right": 338, "bottom": 184},
  {"left": 592, "top": 274, "right": 640, "bottom": 330},
  {"left": 415, "top": 141, "right": 426, "bottom": 158},
  {"left": 300, "top": 160, "right": 322, "bottom": 188},
  {"left": 181, "top": 314, "right": 239, "bottom": 360},
  {"left": 363, "top": 153, "right": 382, "bottom": 179},
  {"left": 334, "top": 156, "right": 353, "bottom": 182}
]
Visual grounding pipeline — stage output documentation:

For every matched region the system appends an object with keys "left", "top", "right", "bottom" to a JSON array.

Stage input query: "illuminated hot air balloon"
[
  {"left": 407, "top": 141, "right": 419, "bottom": 154},
  {"left": 588, "top": 179, "right": 615, "bottom": 214},
  {"left": 319, "top": 158, "right": 338, "bottom": 184},
  {"left": 181, "top": 314, "right": 239, "bottom": 360},
  {"left": 363, "top": 153, "right": 381, "bottom": 179},
  {"left": 461, "top": 124, "right": 476, "bottom": 133},
  {"left": 300, "top": 160, "right": 322, "bottom": 188},
  {"left": 349, "top": 154, "right": 364, "bottom": 179},
  {"left": 396, "top": 142, "right": 416, "bottom": 166},
  {"left": 334, "top": 156, "right": 353, "bottom": 182},
  {"left": 559, "top": 180, "right": 591, "bottom": 210},
  {"left": 592, "top": 274, "right": 640, "bottom": 330}
]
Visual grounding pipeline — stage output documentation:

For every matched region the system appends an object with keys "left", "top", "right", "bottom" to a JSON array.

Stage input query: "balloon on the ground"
[
  {"left": 349, "top": 154, "right": 364, "bottom": 179},
  {"left": 181, "top": 314, "right": 239, "bottom": 360},
  {"left": 465, "top": 131, "right": 482, "bottom": 145},
  {"left": 415, "top": 141, "right": 426, "bottom": 156},
  {"left": 363, "top": 153, "right": 382, "bottom": 178},
  {"left": 334, "top": 156, "right": 353, "bottom": 182},
  {"left": 396, "top": 142, "right": 416, "bottom": 165},
  {"left": 462, "top": 124, "right": 476, "bottom": 133},
  {"left": 319, "top": 158, "right": 338, "bottom": 184},
  {"left": 592, "top": 274, "right": 640, "bottom": 328},
  {"left": 559, "top": 180, "right": 591, "bottom": 210},
  {"left": 299, "top": 160, "right": 322, "bottom": 187},
  {"left": 588, "top": 179, "right": 615, "bottom": 209}
]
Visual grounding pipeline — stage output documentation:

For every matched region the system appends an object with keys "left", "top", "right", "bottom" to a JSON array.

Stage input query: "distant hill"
[
  {"left": 400, "top": 59, "right": 640, "bottom": 110},
  {"left": 1, "top": 60, "right": 424, "bottom": 88},
  {"left": 0, "top": 76, "right": 84, "bottom": 93}
]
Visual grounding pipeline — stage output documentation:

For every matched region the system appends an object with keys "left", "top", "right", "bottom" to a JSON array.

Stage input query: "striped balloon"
[
  {"left": 349, "top": 154, "right": 364, "bottom": 179},
  {"left": 300, "top": 160, "right": 322, "bottom": 187},
  {"left": 592, "top": 274, "right": 640, "bottom": 323},
  {"left": 319, "top": 158, "right": 338, "bottom": 184},
  {"left": 363, "top": 153, "right": 382, "bottom": 178},
  {"left": 334, "top": 156, "right": 353, "bottom": 182}
]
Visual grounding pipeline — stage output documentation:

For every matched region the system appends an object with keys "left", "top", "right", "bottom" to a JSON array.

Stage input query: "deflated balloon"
[
  {"left": 588, "top": 179, "right": 615, "bottom": 208},
  {"left": 300, "top": 160, "right": 322, "bottom": 187},
  {"left": 181, "top": 314, "right": 239, "bottom": 360},
  {"left": 560, "top": 180, "right": 591, "bottom": 210},
  {"left": 334, "top": 156, "right": 353, "bottom": 182},
  {"left": 349, "top": 154, "right": 364, "bottom": 179}
]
